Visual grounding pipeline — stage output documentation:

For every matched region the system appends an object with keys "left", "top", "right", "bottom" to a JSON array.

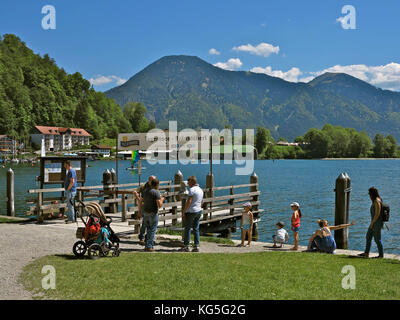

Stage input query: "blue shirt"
[{"left": 65, "top": 168, "right": 77, "bottom": 192}]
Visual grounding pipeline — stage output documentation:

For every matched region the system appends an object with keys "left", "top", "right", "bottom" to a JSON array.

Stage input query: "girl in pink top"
[{"left": 290, "top": 202, "right": 302, "bottom": 251}]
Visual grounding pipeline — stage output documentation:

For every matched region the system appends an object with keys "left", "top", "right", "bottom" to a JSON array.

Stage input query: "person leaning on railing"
[{"left": 133, "top": 175, "right": 156, "bottom": 245}]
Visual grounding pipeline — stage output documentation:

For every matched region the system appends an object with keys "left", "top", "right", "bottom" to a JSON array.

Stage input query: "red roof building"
[{"left": 31, "top": 126, "right": 91, "bottom": 151}]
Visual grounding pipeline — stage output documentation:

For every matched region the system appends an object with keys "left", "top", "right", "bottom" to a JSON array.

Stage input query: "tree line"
[
  {"left": 0, "top": 34, "right": 154, "bottom": 145},
  {"left": 255, "top": 124, "right": 399, "bottom": 159}
]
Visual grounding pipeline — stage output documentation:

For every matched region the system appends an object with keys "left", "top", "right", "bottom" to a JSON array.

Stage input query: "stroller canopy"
[{"left": 85, "top": 202, "right": 108, "bottom": 225}]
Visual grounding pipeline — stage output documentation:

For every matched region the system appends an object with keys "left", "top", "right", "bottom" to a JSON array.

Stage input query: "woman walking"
[{"left": 358, "top": 187, "right": 384, "bottom": 258}]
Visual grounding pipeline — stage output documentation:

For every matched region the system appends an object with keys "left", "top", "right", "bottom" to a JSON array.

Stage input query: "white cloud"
[
  {"left": 214, "top": 58, "right": 243, "bottom": 71},
  {"left": 209, "top": 48, "right": 221, "bottom": 55},
  {"left": 232, "top": 42, "right": 280, "bottom": 57},
  {"left": 309, "top": 63, "right": 400, "bottom": 91},
  {"left": 250, "top": 66, "right": 302, "bottom": 82},
  {"left": 89, "top": 75, "right": 127, "bottom": 86},
  {"left": 248, "top": 62, "right": 400, "bottom": 91}
]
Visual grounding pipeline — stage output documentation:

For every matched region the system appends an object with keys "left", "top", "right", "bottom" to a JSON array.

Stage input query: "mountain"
[{"left": 107, "top": 55, "right": 400, "bottom": 141}]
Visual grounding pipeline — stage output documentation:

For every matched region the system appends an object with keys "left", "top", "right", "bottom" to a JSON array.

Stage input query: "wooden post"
[
  {"left": 205, "top": 172, "right": 214, "bottom": 220},
  {"left": 6, "top": 169, "right": 15, "bottom": 217},
  {"left": 335, "top": 173, "right": 351, "bottom": 249},
  {"left": 77, "top": 190, "right": 83, "bottom": 218},
  {"left": 110, "top": 168, "right": 117, "bottom": 213},
  {"left": 229, "top": 185, "right": 234, "bottom": 215},
  {"left": 102, "top": 169, "right": 112, "bottom": 214},
  {"left": 37, "top": 192, "right": 43, "bottom": 224},
  {"left": 121, "top": 195, "right": 127, "bottom": 222},
  {"left": 173, "top": 171, "right": 183, "bottom": 226},
  {"left": 250, "top": 172, "right": 259, "bottom": 240}
]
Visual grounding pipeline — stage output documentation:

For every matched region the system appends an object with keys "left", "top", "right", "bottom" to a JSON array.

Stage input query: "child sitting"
[{"left": 272, "top": 221, "right": 289, "bottom": 248}]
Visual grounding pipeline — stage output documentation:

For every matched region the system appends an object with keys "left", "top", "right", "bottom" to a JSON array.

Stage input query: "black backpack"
[{"left": 381, "top": 201, "right": 390, "bottom": 222}]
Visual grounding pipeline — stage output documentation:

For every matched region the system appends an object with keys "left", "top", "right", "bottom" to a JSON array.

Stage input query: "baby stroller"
[{"left": 73, "top": 201, "right": 121, "bottom": 259}]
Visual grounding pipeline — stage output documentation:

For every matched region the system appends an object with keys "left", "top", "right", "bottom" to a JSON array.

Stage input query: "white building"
[{"left": 31, "top": 126, "right": 91, "bottom": 151}]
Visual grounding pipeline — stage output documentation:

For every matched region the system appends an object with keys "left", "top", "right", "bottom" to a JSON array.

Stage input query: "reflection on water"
[{"left": 1, "top": 159, "right": 399, "bottom": 254}]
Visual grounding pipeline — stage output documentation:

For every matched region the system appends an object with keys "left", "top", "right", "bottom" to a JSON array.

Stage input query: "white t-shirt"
[
  {"left": 187, "top": 184, "right": 204, "bottom": 213},
  {"left": 276, "top": 228, "right": 289, "bottom": 242}
]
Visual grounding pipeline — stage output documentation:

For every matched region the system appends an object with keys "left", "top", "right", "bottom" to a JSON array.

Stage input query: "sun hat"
[
  {"left": 243, "top": 202, "right": 252, "bottom": 208},
  {"left": 276, "top": 221, "right": 285, "bottom": 228},
  {"left": 290, "top": 202, "right": 300, "bottom": 208}
]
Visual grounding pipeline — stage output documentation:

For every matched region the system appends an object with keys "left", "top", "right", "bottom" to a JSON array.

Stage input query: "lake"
[{"left": 1, "top": 159, "right": 399, "bottom": 254}]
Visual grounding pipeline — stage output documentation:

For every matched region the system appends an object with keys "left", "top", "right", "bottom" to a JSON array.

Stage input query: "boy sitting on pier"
[{"left": 272, "top": 221, "right": 289, "bottom": 248}]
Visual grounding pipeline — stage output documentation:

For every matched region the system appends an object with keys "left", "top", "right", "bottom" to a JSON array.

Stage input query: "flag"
[{"left": 131, "top": 150, "right": 140, "bottom": 166}]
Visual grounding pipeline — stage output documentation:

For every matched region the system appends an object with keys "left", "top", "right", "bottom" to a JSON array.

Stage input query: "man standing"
[
  {"left": 64, "top": 160, "right": 77, "bottom": 223},
  {"left": 141, "top": 178, "right": 164, "bottom": 252},
  {"left": 181, "top": 176, "right": 204, "bottom": 252},
  {"left": 133, "top": 175, "right": 156, "bottom": 245}
]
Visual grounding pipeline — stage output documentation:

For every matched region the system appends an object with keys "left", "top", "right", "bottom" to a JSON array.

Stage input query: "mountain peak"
[{"left": 105, "top": 56, "right": 400, "bottom": 140}]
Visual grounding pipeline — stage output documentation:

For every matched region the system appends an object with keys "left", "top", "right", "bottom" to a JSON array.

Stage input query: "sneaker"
[
  {"left": 144, "top": 247, "right": 154, "bottom": 252},
  {"left": 357, "top": 252, "right": 369, "bottom": 258},
  {"left": 180, "top": 246, "right": 190, "bottom": 252},
  {"left": 65, "top": 220, "right": 74, "bottom": 224},
  {"left": 139, "top": 240, "right": 145, "bottom": 246},
  {"left": 192, "top": 247, "right": 199, "bottom": 252}
]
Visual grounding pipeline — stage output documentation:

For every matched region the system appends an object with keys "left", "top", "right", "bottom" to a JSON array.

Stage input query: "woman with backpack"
[{"left": 358, "top": 187, "right": 384, "bottom": 258}]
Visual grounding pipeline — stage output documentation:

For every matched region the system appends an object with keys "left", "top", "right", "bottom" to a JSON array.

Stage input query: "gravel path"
[{"left": 1, "top": 220, "right": 399, "bottom": 300}]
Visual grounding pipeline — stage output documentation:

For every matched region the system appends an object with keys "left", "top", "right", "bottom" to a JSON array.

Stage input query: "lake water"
[{"left": 1, "top": 159, "right": 399, "bottom": 254}]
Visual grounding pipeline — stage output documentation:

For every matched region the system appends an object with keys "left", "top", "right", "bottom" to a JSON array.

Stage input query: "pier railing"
[{"left": 26, "top": 172, "right": 263, "bottom": 237}]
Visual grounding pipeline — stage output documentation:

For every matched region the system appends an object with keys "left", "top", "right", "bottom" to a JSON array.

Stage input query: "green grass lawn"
[
  {"left": 0, "top": 217, "right": 30, "bottom": 223},
  {"left": 21, "top": 251, "right": 400, "bottom": 300}
]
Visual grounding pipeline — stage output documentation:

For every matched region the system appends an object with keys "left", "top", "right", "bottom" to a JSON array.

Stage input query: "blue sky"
[{"left": 1, "top": 0, "right": 400, "bottom": 91}]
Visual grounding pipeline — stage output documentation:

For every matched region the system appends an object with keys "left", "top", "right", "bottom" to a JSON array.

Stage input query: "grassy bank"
[{"left": 21, "top": 251, "right": 400, "bottom": 300}]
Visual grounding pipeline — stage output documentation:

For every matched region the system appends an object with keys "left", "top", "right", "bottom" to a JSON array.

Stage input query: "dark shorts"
[{"left": 291, "top": 226, "right": 300, "bottom": 232}]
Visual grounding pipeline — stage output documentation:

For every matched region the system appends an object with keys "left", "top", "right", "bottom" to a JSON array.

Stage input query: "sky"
[{"left": 1, "top": 0, "right": 400, "bottom": 91}]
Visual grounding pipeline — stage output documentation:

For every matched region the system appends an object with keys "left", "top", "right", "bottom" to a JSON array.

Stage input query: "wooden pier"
[{"left": 26, "top": 172, "right": 263, "bottom": 238}]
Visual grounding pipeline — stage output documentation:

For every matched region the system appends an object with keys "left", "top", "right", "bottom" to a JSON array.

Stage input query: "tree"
[
  {"left": 255, "top": 127, "right": 272, "bottom": 155},
  {"left": 386, "top": 135, "right": 397, "bottom": 157},
  {"left": 303, "top": 128, "right": 331, "bottom": 158},
  {"left": 373, "top": 134, "right": 386, "bottom": 158},
  {"left": 123, "top": 102, "right": 150, "bottom": 133}
]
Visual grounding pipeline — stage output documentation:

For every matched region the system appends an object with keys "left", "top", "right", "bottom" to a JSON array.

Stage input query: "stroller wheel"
[
  {"left": 88, "top": 243, "right": 102, "bottom": 260},
  {"left": 112, "top": 248, "right": 121, "bottom": 257},
  {"left": 73, "top": 241, "right": 87, "bottom": 257}
]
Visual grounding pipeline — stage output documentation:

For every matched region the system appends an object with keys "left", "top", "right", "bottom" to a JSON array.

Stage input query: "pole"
[
  {"left": 209, "top": 134, "right": 213, "bottom": 176},
  {"left": 115, "top": 135, "right": 119, "bottom": 184},
  {"left": 7, "top": 168, "right": 15, "bottom": 216},
  {"left": 334, "top": 173, "right": 351, "bottom": 249}
]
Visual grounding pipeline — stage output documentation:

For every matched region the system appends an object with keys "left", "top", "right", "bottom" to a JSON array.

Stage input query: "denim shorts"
[{"left": 291, "top": 226, "right": 300, "bottom": 232}]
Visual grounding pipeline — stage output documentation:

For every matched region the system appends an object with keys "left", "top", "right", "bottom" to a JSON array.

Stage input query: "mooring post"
[
  {"left": 205, "top": 172, "right": 214, "bottom": 220},
  {"left": 102, "top": 169, "right": 112, "bottom": 214},
  {"left": 6, "top": 168, "right": 15, "bottom": 217},
  {"left": 173, "top": 171, "right": 183, "bottom": 226},
  {"left": 334, "top": 173, "right": 351, "bottom": 249},
  {"left": 250, "top": 172, "right": 259, "bottom": 240}
]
